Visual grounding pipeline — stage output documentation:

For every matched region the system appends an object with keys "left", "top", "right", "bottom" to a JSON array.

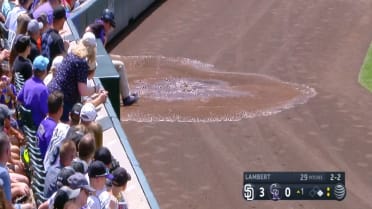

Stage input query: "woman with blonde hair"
[{"left": 47, "top": 32, "right": 99, "bottom": 122}]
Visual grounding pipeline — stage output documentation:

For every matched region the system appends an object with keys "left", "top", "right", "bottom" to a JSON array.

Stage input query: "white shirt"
[
  {"left": 43, "top": 122, "right": 70, "bottom": 170},
  {"left": 87, "top": 188, "right": 113, "bottom": 209}
]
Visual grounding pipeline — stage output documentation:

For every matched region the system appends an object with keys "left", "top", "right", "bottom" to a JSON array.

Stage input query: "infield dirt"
[{"left": 111, "top": 0, "right": 372, "bottom": 208}]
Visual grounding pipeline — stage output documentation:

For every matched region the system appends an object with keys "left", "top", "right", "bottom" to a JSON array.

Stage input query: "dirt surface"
[{"left": 111, "top": 0, "right": 372, "bottom": 208}]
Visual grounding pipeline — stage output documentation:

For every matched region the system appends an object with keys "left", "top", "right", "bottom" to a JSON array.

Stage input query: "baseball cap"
[
  {"left": 51, "top": 56, "right": 63, "bottom": 71},
  {"left": 80, "top": 103, "right": 97, "bottom": 122},
  {"left": 67, "top": 173, "right": 95, "bottom": 192},
  {"left": 27, "top": 19, "right": 43, "bottom": 34},
  {"left": 56, "top": 166, "right": 76, "bottom": 189},
  {"left": 112, "top": 167, "right": 131, "bottom": 187},
  {"left": 71, "top": 103, "right": 83, "bottom": 116},
  {"left": 33, "top": 55, "right": 49, "bottom": 71},
  {"left": 14, "top": 35, "right": 30, "bottom": 53},
  {"left": 101, "top": 8, "right": 116, "bottom": 28},
  {"left": 94, "top": 147, "right": 112, "bottom": 165},
  {"left": 53, "top": 5, "right": 67, "bottom": 20},
  {"left": 0, "top": 104, "right": 15, "bottom": 130},
  {"left": 81, "top": 32, "right": 97, "bottom": 48},
  {"left": 88, "top": 161, "right": 112, "bottom": 179},
  {"left": 54, "top": 186, "right": 80, "bottom": 209}
]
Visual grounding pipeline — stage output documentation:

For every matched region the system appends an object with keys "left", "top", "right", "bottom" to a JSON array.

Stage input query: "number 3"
[{"left": 259, "top": 187, "right": 265, "bottom": 197}]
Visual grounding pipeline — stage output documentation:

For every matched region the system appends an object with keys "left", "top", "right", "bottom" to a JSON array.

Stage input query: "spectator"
[
  {"left": 94, "top": 147, "right": 112, "bottom": 169},
  {"left": 0, "top": 75, "right": 16, "bottom": 109},
  {"left": 86, "top": 122, "right": 102, "bottom": 149},
  {"left": 67, "top": 172, "right": 95, "bottom": 209},
  {"left": 17, "top": 55, "right": 49, "bottom": 127},
  {"left": 87, "top": 161, "right": 115, "bottom": 209},
  {"left": 0, "top": 131, "right": 33, "bottom": 209},
  {"left": 37, "top": 90, "right": 63, "bottom": 159},
  {"left": 44, "top": 55, "right": 62, "bottom": 86},
  {"left": 82, "top": 60, "right": 107, "bottom": 107},
  {"left": 27, "top": 19, "right": 43, "bottom": 61},
  {"left": 12, "top": 34, "right": 32, "bottom": 80},
  {"left": 111, "top": 167, "right": 131, "bottom": 209},
  {"left": 33, "top": 0, "right": 62, "bottom": 26},
  {"left": 5, "top": 0, "right": 32, "bottom": 46},
  {"left": 41, "top": 5, "right": 67, "bottom": 70},
  {"left": 72, "top": 133, "right": 95, "bottom": 174},
  {"left": 47, "top": 32, "right": 100, "bottom": 122},
  {"left": 69, "top": 102, "right": 82, "bottom": 126},
  {"left": 44, "top": 139, "right": 76, "bottom": 198},
  {"left": 1, "top": 0, "right": 16, "bottom": 18},
  {"left": 43, "top": 122, "right": 70, "bottom": 170},
  {"left": 0, "top": 179, "right": 13, "bottom": 209},
  {"left": 37, "top": 166, "right": 76, "bottom": 209},
  {"left": 53, "top": 186, "right": 80, "bottom": 209},
  {"left": 86, "top": 8, "right": 138, "bottom": 106}
]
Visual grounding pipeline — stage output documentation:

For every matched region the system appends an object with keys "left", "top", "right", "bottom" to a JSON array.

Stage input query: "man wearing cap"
[
  {"left": 110, "top": 167, "right": 131, "bottom": 209},
  {"left": 86, "top": 8, "right": 139, "bottom": 106},
  {"left": 41, "top": 5, "right": 68, "bottom": 70},
  {"left": 27, "top": 19, "right": 43, "bottom": 62},
  {"left": 12, "top": 34, "right": 32, "bottom": 80},
  {"left": 67, "top": 172, "right": 95, "bottom": 208},
  {"left": 53, "top": 186, "right": 81, "bottom": 209},
  {"left": 87, "top": 160, "right": 116, "bottom": 209},
  {"left": 17, "top": 55, "right": 49, "bottom": 127},
  {"left": 37, "top": 90, "right": 63, "bottom": 159}
]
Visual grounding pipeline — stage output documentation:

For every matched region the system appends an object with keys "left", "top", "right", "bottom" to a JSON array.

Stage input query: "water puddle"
[{"left": 112, "top": 55, "right": 316, "bottom": 122}]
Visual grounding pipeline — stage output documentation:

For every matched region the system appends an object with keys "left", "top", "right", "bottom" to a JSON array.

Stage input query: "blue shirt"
[
  {"left": 43, "top": 163, "right": 62, "bottom": 198},
  {"left": 37, "top": 117, "right": 58, "bottom": 159},
  {"left": 0, "top": 163, "right": 11, "bottom": 201},
  {"left": 17, "top": 76, "right": 49, "bottom": 128}
]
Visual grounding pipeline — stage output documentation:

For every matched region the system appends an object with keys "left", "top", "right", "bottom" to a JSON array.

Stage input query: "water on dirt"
[{"left": 116, "top": 56, "right": 316, "bottom": 122}]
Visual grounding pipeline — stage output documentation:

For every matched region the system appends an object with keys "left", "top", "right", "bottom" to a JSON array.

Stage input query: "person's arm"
[{"left": 78, "top": 82, "right": 96, "bottom": 96}]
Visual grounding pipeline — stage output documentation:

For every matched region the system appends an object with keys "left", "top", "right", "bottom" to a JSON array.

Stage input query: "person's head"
[
  {"left": 27, "top": 19, "right": 43, "bottom": 40},
  {"left": 65, "top": 125, "right": 86, "bottom": 150},
  {"left": 53, "top": 5, "right": 67, "bottom": 30},
  {"left": 86, "top": 122, "right": 102, "bottom": 148},
  {"left": 50, "top": 55, "right": 63, "bottom": 77},
  {"left": 94, "top": 147, "right": 112, "bottom": 168},
  {"left": 71, "top": 32, "right": 97, "bottom": 61},
  {"left": 32, "top": 55, "right": 49, "bottom": 78},
  {"left": 56, "top": 166, "right": 76, "bottom": 189},
  {"left": 101, "top": 9, "right": 115, "bottom": 33},
  {"left": 14, "top": 34, "right": 31, "bottom": 55},
  {"left": 47, "top": 90, "right": 64, "bottom": 117},
  {"left": 37, "top": 13, "right": 49, "bottom": 32},
  {"left": 16, "top": 13, "right": 31, "bottom": 35},
  {"left": 80, "top": 103, "right": 97, "bottom": 124},
  {"left": 69, "top": 102, "right": 82, "bottom": 125},
  {"left": 0, "top": 104, "right": 14, "bottom": 132},
  {"left": 54, "top": 186, "right": 80, "bottom": 209},
  {"left": 78, "top": 133, "right": 96, "bottom": 163},
  {"left": 67, "top": 172, "right": 95, "bottom": 207},
  {"left": 59, "top": 139, "right": 77, "bottom": 167},
  {"left": 88, "top": 160, "right": 112, "bottom": 190},
  {"left": 111, "top": 167, "right": 131, "bottom": 191}
]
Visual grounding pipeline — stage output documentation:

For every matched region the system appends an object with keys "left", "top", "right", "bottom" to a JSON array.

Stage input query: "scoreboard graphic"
[{"left": 242, "top": 172, "right": 346, "bottom": 201}]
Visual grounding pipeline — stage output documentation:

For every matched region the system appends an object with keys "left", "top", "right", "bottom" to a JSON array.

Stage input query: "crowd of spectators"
[{"left": 0, "top": 0, "right": 134, "bottom": 209}]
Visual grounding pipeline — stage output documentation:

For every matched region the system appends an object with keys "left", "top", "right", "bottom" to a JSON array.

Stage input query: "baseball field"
[{"left": 111, "top": 0, "right": 372, "bottom": 208}]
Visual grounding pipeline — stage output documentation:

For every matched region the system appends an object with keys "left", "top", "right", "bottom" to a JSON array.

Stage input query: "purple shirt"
[
  {"left": 17, "top": 76, "right": 49, "bottom": 127},
  {"left": 33, "top": 2, "right": 53, "bottom": 25},
  {"left": 37, "top": 117, "right": 58, "bottom": 159}
]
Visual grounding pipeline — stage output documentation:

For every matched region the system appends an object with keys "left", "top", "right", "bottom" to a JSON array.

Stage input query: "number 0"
[{"left": 285, "top": 187, "right": 291, "bottom": 197}]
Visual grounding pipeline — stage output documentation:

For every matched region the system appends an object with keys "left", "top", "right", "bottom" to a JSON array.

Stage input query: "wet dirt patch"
[{"left": 113, "top": 55, "right": 316, "bottom": 122}]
